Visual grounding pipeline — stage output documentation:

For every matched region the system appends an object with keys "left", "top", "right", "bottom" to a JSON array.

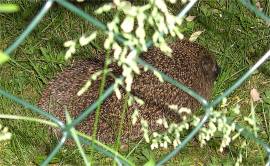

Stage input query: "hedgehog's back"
[{"left": 38, "top": 39, "right": 218, "bottom": 144}]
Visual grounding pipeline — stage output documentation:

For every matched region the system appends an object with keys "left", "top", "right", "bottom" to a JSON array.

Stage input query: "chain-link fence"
[{"left": 0, "top": 0, "right": 270, "bottom": 165}]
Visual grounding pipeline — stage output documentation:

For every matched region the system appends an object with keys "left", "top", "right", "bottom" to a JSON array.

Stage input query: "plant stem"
[{"left": 89, "top": 51, "right": 110, "bottom": 163}]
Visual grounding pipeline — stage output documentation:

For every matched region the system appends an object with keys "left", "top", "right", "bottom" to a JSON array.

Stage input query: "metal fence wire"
[{"left": 1, "top": 0, "right": 270, "bottom": 165}]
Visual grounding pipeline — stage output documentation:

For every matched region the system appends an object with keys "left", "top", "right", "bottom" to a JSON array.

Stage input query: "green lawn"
[{"left": 0, "top": 0, "right": 270, "bottom": 165}]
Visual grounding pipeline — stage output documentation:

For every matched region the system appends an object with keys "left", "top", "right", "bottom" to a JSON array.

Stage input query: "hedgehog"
[{"left": 38, "top": 39, "right": 219, "bottom": 144}]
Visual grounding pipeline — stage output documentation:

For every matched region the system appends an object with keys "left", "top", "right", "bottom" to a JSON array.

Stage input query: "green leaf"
[
  {"left": 143, "top": 158, "right": 155, "bottom": 166},
  {"left": 201, "top": 5, "right": 211, "bottom": 17},
  {"left": 0, "top": 51, "right": 10, "bottom": 64},
  {"left": 35, "top": 155, "right": 60, "bottom": 165},
  {"left": 186, "top": 21, "right": 195, "bottom": 30},
  {"left": 0, "top": 4, "right": 19, "bottom": 13},
  {"left": 263, "top": 90, "right": 270, "bottom": 105}
]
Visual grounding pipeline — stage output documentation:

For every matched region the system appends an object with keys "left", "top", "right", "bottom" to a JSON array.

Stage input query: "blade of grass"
[
  {"left": 113, "top": 93, "right": 129, "bottom": 166},
  {"left": 0, "top": 114, "right": 58, "bottom": 128},
  {"left": 89, "top": 51, "right": 110, "bottom": 163},
  {"left": 40, "top": 133, "right": 67, "bottom": 166},
  {"left": 77, "top": 132, "right": 135, "bottom": 166},
  {"left": 114, "top": 93, "right": 129, "bottom": 151},
  {"left": 26, "top": 56, "right": 46, "bottom": 84},
  {"left": 65, "top": 109, "right": 90, "bottom": 166}
]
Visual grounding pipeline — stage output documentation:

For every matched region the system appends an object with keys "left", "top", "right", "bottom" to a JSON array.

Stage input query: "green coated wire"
[
  {"left": 55, "top": 1, "right": 211, "bottom": 164},
  {"left": 157, "top": 48, "right": 270, "bottom": 166},
  {"left": 56, "top": 0, "right": 207, "bottom": 108},
  {"left": 235, "top": 125, "right": 270, "bottom": 155},
  {"left": 157, "top": 48, "right": 270, "bottom": 164},
  {"left": 137, "top": 58, "right": 208, "bottom": 106},
  {"left": 77, "top": 133, "right": 135, "bottom": 166},
  {"left": 157, "top": 1, "right": 270, "bottom": 163},
  {"left": 54, "top": 0, "right": 127, "bottom": 44},
  {"left": 1, "top": 0, "right": 270, "bottom": 165},
  {"left": 91, "top": 143, "right": 134, "bottom": 166},
  {"left": 4, "top": 0, "right": 54, "bottom": 55},
  {"left": 54, "top": 0, "right": 107, "bottom": 31},
  {"left": 65, "top": 108, "right": 90, "bottom": 166},
  {"left": 146, "top": 0, "right": 199, "bottom": 48},
  {"left": 0, "top": 0, "right": 129, "bottom": 164},
  {"left": 156, "top": 108, "right": 212, "bottom": 165},
  {"left": 40, "top": 132, "right": 68, "bottom": 166},
  {"left": 210, "top": 49, "right": 270, "bottom": 108},
  {"left": 239, "top": 0, "right": 270, "bottom": 22},
  {"left": 0, "top": 87, "right": 64, "bottom": 127},
  {"left": 66, "top": 80, "right": 119, "bottom": 129}
]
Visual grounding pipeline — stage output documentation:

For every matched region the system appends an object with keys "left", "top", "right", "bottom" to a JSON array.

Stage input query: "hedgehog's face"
[{"left": 201, "top": 53, "right": 220, "bottom": 82}]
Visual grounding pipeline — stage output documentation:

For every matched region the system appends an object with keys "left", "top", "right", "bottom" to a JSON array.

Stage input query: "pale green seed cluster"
[
  {"left": 128, "top": 95, "right": 144, "bottom": 124},
  {"left": 235, "top": 140, "right": 246, "bottom": 166},
  {"left": 64, "top": 1, "right": 190, "bottom": 146},
  {"left": 61, "top": 2, "right": 261, "bottom": 165},
  {"left": 77, "top": 70, "right": 104, "bottom": 96},
  {"left": 197, "top": 110, "right": 237, "bottom": 152},
  {"left": 141, "top": 119, "right": 150, "bottom": 143},
  {"left": 235, "top": 153, "right": 243, "bottom": 166},
  {"left": 148, "top": 100, "right": 252, "bottom": 157},
  {"left": 64, "top": 0, "right": 186, "bottom": 97},
  {"left": 0, "top": 124, "right": 11, "bottom": 142},
  {"left": 62, "top": 4, "right": 255, "bottom": 162},
  {"left": 96, "top": 0, "right": 185, "bottom": 93},
  {"left": 150, "top": 106, "right": 192, "bottom": 149},
  {"left": 62, "top": 1, "right": 252, "bottom": 157}
]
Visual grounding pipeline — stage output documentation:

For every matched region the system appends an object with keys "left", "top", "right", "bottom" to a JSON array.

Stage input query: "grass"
[{"left": 0, "top": 0, "right": 270, "bottom": 165}]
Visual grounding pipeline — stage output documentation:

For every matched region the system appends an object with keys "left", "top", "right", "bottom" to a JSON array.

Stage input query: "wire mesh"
[{"left": 0, "top": 0, "right": 270, "bottom": 165}]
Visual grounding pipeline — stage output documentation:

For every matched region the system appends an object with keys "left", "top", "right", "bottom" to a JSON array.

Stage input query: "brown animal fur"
[{"left": 38, "top": 39, "right": 219, "bottom": 144}]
